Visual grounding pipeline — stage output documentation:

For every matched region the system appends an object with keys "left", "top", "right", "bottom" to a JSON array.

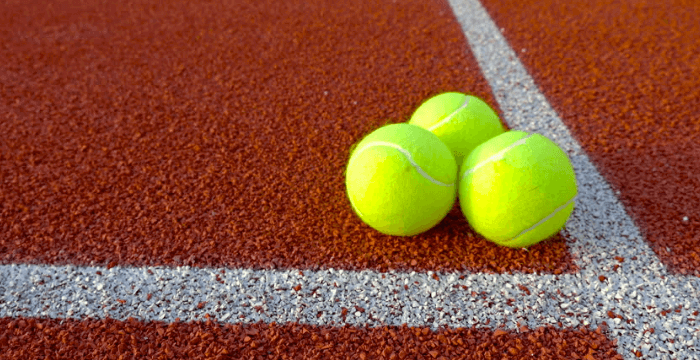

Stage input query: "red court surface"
[
  {"left": 0, "top": 317, "right": 622, "bottom": 359},
  {"left": 0, "top": 0, "right": 574, "bottom": 273},
  {"left": 1, "top": 0, "right": 699, "bottom": 358}
]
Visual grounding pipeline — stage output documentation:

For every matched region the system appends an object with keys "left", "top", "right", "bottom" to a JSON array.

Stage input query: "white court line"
[
  {"left": 449, "top": 0, "right": 699, "bottom": 358},
  {"left": 0, "top": 264, "right": 697, "bottom": 331},
  {"left": 1, "top": 1, "right": 699, "bottom": 359},
  {"left": 448, "top": 0, "right": 665, "bottom": 275},
  {"left": 1, "top": 263, "right": 699, "bottom": 359}
]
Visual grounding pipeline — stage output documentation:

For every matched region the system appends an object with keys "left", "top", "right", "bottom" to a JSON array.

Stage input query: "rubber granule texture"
[
  {"left": 0, "top": 316, "right": 623, "bottom": 360},
  {"left": 0, "top": 0, "right": 575, "bottom": 274}
]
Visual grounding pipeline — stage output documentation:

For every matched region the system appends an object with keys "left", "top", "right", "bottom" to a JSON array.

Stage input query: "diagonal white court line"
[
  {"left": 1, "top": 1, "right": 699, "bottom": 359},
  {"left": 448, "top": 0, "right": 664, "bottom": 275},
  {"left": 448, "top": 0, "right": 699, "bottom": 358}
]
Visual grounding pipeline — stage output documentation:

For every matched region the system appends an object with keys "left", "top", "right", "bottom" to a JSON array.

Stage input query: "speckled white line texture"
[
  {"left": 1, "top": 1, "right": 699, "bottom": 360},
  {"left": 1, "top": 264, "right": 699, "bottom": 358},
  {"left": 448, "top": 0, "right": 700, "bottom": 358}
]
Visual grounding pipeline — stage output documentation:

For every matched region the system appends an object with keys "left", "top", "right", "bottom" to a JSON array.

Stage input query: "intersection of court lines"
[{"left": 2, "top": 1, "right": 699, "bottom": 359}]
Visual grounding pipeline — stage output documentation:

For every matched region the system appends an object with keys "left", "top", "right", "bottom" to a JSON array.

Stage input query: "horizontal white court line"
[
  {"left": 1, "top": 263, "right": 699, "bottom": 358},
  {"left": 0, "top": 264, "right": 697, "bottom": 331}
]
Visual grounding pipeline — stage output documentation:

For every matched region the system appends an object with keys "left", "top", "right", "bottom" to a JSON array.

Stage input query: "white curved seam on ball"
[
  {"left": 427, "top": 96, "right": 470, "bottom": 132},
  {"left": 502, "top": 194, "right": 577, "bottom": 245},
  {"left": 353, "top": 141, "right": 454, "bottom": 187},
  {"left": 459, "top": 133, "right": 534, "bottom": 181}
]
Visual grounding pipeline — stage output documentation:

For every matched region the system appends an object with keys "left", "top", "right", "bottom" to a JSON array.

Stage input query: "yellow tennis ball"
[
  {"left": 409, "top": 92, "right": 505, "bottom": 167},
  {"left": 345, "top": 123, "right": 457, "bottom": 236},
  {"left": 458, "top": 130, "right": 577, "bottom": 248}
]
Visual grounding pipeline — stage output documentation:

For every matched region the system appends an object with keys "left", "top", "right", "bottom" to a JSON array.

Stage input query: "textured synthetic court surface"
[{"left": 1, "top": 0, "right": 699, "bottom": 358}]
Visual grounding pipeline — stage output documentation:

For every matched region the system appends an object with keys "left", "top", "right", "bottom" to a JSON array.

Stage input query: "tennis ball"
[
  {"left": 409, "top": 92, "right": 505, "bottom": 167},
  {"left": 458, "top": 130, "right": 577, "bottom": 248},
  {"left": 345, "top": 123, "right": 457, "bottom": 236}
]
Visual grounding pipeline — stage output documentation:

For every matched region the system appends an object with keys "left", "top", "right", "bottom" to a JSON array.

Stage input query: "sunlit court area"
[{"left": 1, "top": 0, "right": 699, "bottom": 358}]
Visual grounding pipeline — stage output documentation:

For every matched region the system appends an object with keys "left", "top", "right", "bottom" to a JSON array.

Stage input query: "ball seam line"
[
  {"left": 501, "top": 194, "right": 577, "bottom": 246},
  {"left": 352, "top": 141, "right": 455, "bottom": 187},
  {"left": 459, "top": 133, "right": 534, "bottom": 181},
  {"left": 427, "top": 96, "right": 471, "bottom": 132}
]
